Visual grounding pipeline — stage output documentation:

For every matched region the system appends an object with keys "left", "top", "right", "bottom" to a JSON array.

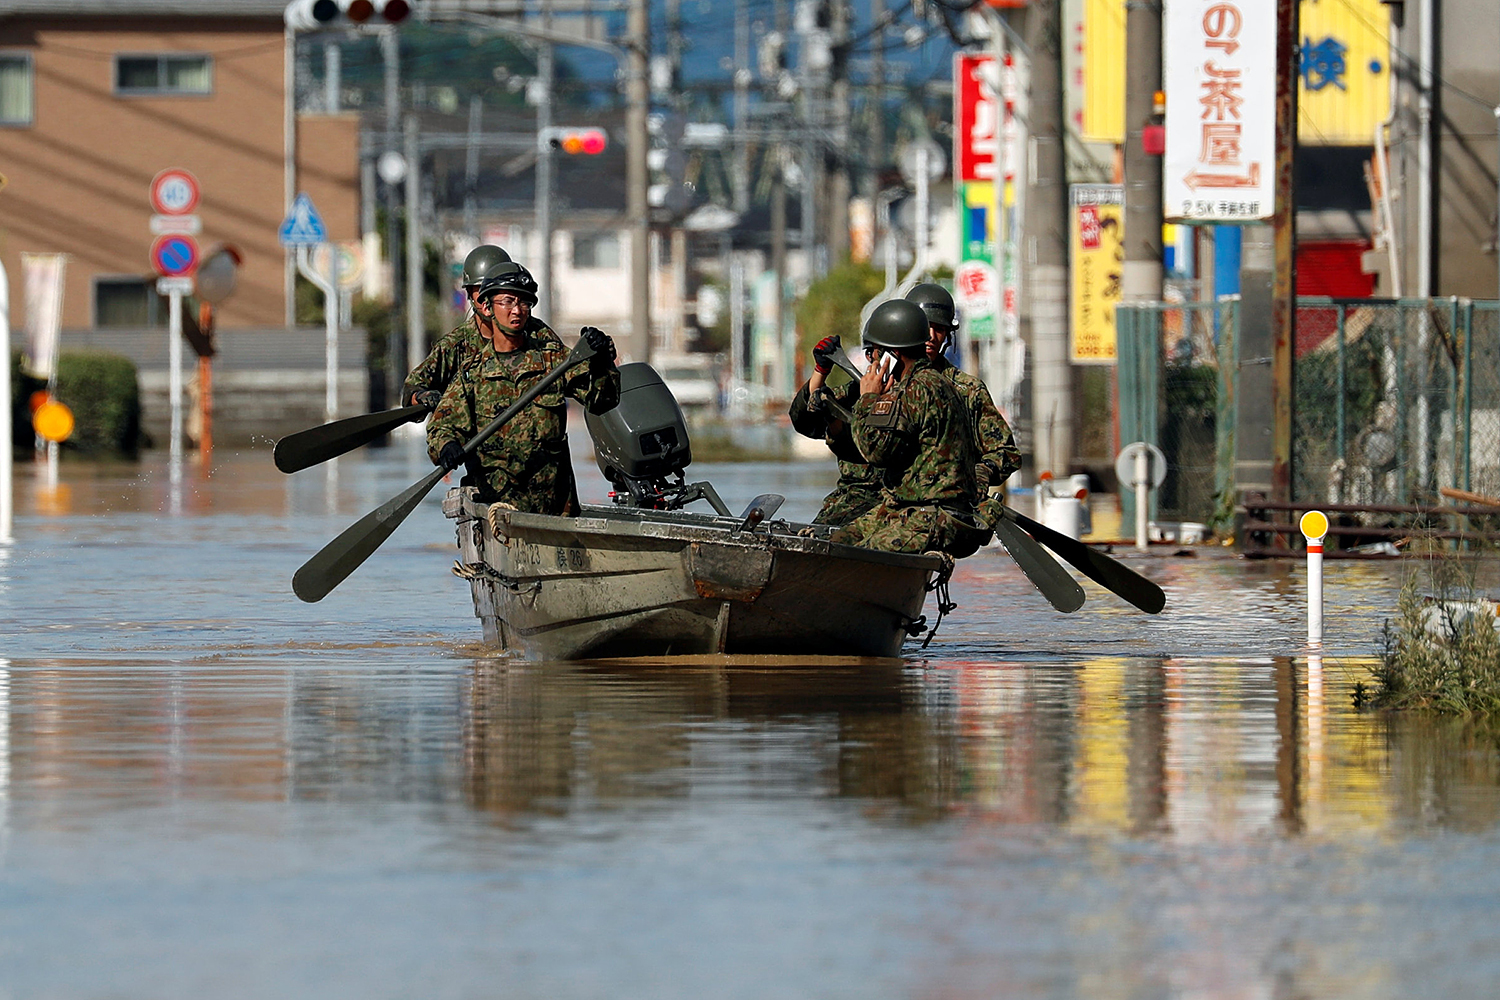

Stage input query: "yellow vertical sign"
[{"left": 1070, "top": 184, "right": 1125, "bottom": 364}]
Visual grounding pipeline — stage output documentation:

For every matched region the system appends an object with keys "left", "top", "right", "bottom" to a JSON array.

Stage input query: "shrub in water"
[
  {"left": 10, "top": 350, "right": 141, "bottom": 458},
  {"left": 1372, "top": 566, "right": 1500, "bottom": 714}
]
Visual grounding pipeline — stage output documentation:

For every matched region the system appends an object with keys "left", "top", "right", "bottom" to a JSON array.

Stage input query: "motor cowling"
[{"left": 586, "top": 362, "right": 692, "bottom": 484}]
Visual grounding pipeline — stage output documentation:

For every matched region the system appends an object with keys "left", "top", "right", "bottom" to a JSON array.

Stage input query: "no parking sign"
[{"left": 151, "top": 233, "right": 199, "bottom": 278}]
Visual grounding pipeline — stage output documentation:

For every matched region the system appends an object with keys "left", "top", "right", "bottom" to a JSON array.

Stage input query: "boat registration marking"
[{"left": 509, "top": 539, "right": 590, "bottom": 572}]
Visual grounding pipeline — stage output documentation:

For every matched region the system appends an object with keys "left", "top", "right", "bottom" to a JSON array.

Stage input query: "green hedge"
[{"left": 10, "top": 349, "right": 142, "bottom": 458}]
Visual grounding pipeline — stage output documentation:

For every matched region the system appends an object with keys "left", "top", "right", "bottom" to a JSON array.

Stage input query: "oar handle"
[{"left": 453, "top": 339, "right": 598, "bottom": 462}]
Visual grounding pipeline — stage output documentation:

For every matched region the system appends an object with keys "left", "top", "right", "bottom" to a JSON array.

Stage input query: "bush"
[
  {"left": 1367, "top": 568, "right": 1500, "bottom": 714},
  {"left": 10, "top": 349, "right": 141, "bottom": 458},
  {"left": 794, "top": 261, "right": 887, "bottom": 357}
]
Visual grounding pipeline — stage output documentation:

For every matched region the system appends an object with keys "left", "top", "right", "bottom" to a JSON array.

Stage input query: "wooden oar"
[
  {"left": 292, "top": 340, "right": 598, "bottom": 603},
  {"left": 274, "top": 404, "right": 431, "bottom": 474},
  {"left": 999, "top": 504, "right": 1166, "bottom": 614}
]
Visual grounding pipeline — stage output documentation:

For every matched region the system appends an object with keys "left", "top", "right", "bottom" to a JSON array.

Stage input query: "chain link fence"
[{"left": 1116, "top": 298, "right": 1500, "bottom": 533}]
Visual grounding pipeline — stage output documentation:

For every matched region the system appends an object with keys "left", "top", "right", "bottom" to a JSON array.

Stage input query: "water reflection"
[{"left": 8, "top": 656, "right": 1500, "bottom": 841}]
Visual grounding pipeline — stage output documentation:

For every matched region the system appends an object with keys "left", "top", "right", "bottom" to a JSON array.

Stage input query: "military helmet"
[
  {"left": 862, "top": 299, "right": 930, "bottom": 351},
  {"left": 906, "top": 282, "right": 958, "bottom": 331},
  {"left": 461, "top": 244, "right": 512, "bottom": 289},
  {"left": 476, "top": 261, "right": 538, "bottom": 306}
]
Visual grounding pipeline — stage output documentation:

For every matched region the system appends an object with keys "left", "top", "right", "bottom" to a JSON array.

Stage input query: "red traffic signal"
[
  {"left": 288, "top": 0, "right": 409, "bottom": 29},
  {"left": 552, "top": 128, "right": 607, "bottom": 155}
]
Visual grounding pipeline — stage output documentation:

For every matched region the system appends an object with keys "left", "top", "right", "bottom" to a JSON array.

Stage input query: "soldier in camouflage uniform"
[
  {"left": 906, "top": 282, "right": 1021, "bottom": 492},
  {"left": 788, "top": 334, "right": 882, "bottom": 525},
  {"left": 828, "top": 300, "right": 991, "bottom": 558},
  {"left": 426, "top": 265, "right": 620, "bottom": 516},
  {"left": 402, "top": 245, "right": 563, "bottom": 409}
]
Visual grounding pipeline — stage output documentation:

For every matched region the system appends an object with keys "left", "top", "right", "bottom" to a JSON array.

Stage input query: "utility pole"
[
  {"left": 796, "top": 0, "right": 823, "bottom": 278},
  {"left": 867, "top": 0, "right": 885, "bottom": 206},
  {"left": 404, "top": 112, "right": 422, "bottom": 383},
  {"left": 826, "top": 0, "right": 851, "bottom": 263},
  {"left": 1270, "top": 0, "right": 1299, "bottom": 503},
  {"left": 382, "top": 26, "right": 403, "bottom": 397},
  {"left": 464, "top": 94, "right": 482, "bottom": 240},
  {"left": 627, "top": 0, "right": 652, "bottom": 362},
  {"left": 1025, "top": 0, "right": 1072, "bottom": 476},
  {"left": 1122, "top": 0, "right": 1163, "bottom": 304},
  {"left": 535, "top": 39, "right": 556, "bottom": 322},
  {"left": 733, "top": 0, "right": 750, "bottom": 214}
]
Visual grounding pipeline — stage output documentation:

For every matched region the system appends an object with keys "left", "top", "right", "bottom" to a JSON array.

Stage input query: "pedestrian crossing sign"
[{"left": 279, "top": 193, "right": 327, "bottom": 246}]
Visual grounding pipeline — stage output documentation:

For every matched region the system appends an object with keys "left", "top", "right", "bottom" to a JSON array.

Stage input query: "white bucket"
[{"left": 1040, "top": 495, "right": 1082, "bottom": 540}]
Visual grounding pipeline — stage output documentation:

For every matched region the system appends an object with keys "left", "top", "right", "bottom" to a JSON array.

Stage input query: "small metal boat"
[{"left": 441, "top": 363, "right": 946, "bottom": 660}]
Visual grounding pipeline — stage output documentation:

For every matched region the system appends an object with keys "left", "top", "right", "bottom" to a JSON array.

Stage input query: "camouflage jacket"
[
  {"left": 851, "top": 357, "right": 978, "bottom": 508},
  {"left": 402, "top": 316, "right": 561, "bottom": 405},
  {"left": 929, "top": 355, "right": 1021, "bottom": 482},
  {"left": 426, "top": 330, "right": 620, "bottom": 509},
  {"left": 789, "top": 378, "right": 880, "bottom": 487}
]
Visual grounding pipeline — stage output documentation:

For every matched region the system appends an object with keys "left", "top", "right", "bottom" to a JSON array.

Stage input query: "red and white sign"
[
  {"left": 1163, "top": 1, "right": 1275, "bottom": 222},
  {"left": 150, "top": 168, "right": 200, "bottom": 216},
  {"left": 150, "top": 233, "right": 200, "bottom": 278},
  {"left": 954, "top": 54, "right": 999, "bottom": 184},
  {"left": 955, "top": 260, "right": 997, "bottom": 312}
]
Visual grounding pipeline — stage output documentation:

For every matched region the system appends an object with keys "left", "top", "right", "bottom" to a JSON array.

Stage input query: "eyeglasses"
[{"left": 487, "top": 295, "right": 531, "bottom": 312}]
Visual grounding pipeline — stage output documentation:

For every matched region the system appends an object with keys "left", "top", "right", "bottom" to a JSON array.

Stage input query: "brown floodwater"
[{"left": 2, "top": 441, "right": 1498, "bottom": 999}]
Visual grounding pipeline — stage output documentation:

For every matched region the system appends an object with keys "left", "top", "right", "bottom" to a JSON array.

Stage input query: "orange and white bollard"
[{"left": 1300, "top": 510, "right": 1328, "bottom": 648}]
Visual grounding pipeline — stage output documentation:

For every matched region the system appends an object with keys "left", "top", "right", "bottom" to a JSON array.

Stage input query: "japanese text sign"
[
  {"left": 1163, "top": 0, "right": 1275, "bottom": 222},
  {"left": 1069, "top": 185, "right": 1124, "bottom": 364},
  {"left": 955, "top": 54, "right": 999, "bottom": 184}
]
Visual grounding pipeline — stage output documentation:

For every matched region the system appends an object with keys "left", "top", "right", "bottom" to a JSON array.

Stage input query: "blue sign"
[{"left": 279, "top": 193, "right": 327, "bottom": 246}]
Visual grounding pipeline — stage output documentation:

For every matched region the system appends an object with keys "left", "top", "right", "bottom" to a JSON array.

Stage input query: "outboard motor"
[{"left": 585, "top": 363, "right": 730, "bottom": 515}]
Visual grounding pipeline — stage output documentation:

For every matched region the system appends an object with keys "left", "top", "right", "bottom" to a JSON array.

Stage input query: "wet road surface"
[{"left": 2, "top": 441, "right": 1499, "bottom": 999}]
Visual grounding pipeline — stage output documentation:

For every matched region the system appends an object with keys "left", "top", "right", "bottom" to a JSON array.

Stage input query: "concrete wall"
[{"left": 58, "top": 325, "right": 369, "bottom": 447}]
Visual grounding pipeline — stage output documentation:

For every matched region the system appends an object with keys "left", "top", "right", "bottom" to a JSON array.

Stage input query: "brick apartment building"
[{"left": 0, "top": 1, "right": 357, "bottom": 331}]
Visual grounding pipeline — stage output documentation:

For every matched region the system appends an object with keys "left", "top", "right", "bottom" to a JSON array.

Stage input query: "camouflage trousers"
[
  {"left": 829, "top": 498, "right": 992, "bottom": 558},
  {"left": 812, "top": 481, "right": 884, "bottom": 526},
  {"left": 463, "top": 453, "right": 581, "bottom": 516}
]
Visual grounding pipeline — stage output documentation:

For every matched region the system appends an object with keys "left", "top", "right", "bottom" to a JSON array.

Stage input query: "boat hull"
[{"left": 443, "top": 489, "right": 941, "bottom": 660}]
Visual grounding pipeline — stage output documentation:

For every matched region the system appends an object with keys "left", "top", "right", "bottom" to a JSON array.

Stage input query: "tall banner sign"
[
  {"left": 1069, "top": 185, "right": 1125, "bottom": 364},
  {"left": 1163, "top": 0, "right": 1275, "bottom": 223},
  {"left": 20, "top": 252, "right": 67, "bottom": 381},
  {"left": 954, "top": 53, "right": 999, "bottom": 341}
]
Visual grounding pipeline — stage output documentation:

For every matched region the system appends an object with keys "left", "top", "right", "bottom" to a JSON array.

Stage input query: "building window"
[
  {"left": 96, "top": 278, "right": 169, "bottom": 327},
  {"left": 572, "top": 232, "right": 621, "bottom": 270},
  {"left": 115, "top": 54, "right": 212, "bottom": 96},
  {"left": 0, "top": 53, "right": 34, "bottom": 126}
]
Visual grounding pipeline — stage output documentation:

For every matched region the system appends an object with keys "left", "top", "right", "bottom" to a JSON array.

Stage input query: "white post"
[
  {"left": 0, "top": 259, "right": 11, "bottom": 544},
  {"left": 169, "top": 288, "right": 184, "bottom": 470},
  {"left": 1134, "top": 446, "right": 1149, "bottom": 550},
  {"left": 325, "top": 248, "right": 340, "bottom": 423},
  {"left": 296, "top": 246, "right": 339, "bottom": 424},
  {"left": 1300, "top": 510, "right": 1328, "bottom": 648}
]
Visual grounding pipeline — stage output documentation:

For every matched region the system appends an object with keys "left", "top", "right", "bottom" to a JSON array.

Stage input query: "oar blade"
[
  {"left": 1004, "top": 505, "right": 1166, "bottom": 614},
  {"left": 274, "top": 405, "right": 429, "bottom": 474},
  {"left": 292, "top": 467, "right": 448, "bottom": 602},
  {"left": 991, "top": 516, "right": 1086, "bottom": 614}
]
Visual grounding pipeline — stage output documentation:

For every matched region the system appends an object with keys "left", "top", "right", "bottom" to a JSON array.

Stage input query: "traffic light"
[
  {"left": 285, "top": 0, "right": 410, "bottom": 31},
  {"left": 541, "top": 127, "right": 608, "bottom": 156}
]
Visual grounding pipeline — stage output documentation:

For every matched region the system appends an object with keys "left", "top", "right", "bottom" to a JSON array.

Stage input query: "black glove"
[
  {"left": 581, "top": 326, "right": 616, "bottom": 365},
  {"left": 412, "top": 389, "right": 442, "bottom": 411},
  {"left": 812, "top": 335, "right": 840, "bottom": 374},
  {"left": 438, "top": 442, "right": 467, "bottom": 472}
]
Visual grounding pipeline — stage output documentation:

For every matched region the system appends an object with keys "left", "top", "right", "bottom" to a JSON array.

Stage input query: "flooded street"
[{"left": 4, "top": 439, "right": 1500, "bottom": 999}]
